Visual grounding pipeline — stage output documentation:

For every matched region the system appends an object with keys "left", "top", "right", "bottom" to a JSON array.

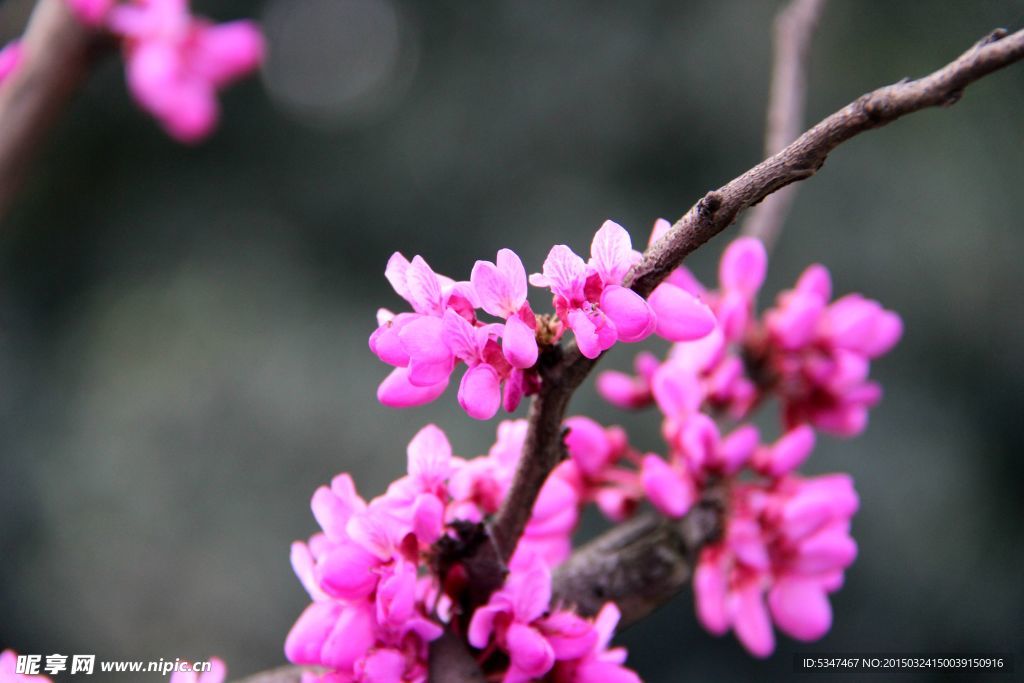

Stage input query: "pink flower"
[
  {"left": 530, "top": 221, "right": 656, "bottom": 358},
  {"left": 595, "top": 351, "right": 659, "bottom": 409},
  {"left": 550, "top": 604, "right": 642, "bottom": 683},
  {"left": 715, "top": 237, "right": 767, "bottom": 342},
  {"left": 371, "top": 253, "right": 467, "bottom": 405},
  {"left": 0, "top": 651, "right": 52, "bottom": 683},
  {"left": 760, "top": 264, "right": 903, "bottom": 436},
  {"left": 169, "top": 658, "right": 226, "bottom": 683},
  {"left": 694, "top": 475, "right": 859, "bottom": 657},
  {"left": 108, "top": 0, "right": 264, "bottom": 142},
  {"left": 0, "top": 41, "right": 22, "bottom": 84},
  {"left": 471, "top": 249, "right": 539, "bottom": 369},
  {"left": 469, "top": 558, "right": 641, "bottom": 683},
  {"left": 442, "top": 310, "right": 509, "bottom": 420}
]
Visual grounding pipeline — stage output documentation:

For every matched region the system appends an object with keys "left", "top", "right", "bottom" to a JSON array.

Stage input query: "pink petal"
[
  {"left": 533, "top": 245, "right": 587, "bottom": 300},
  {"left": 600, "top": 285, "right": 656, "bottom": 342},
  {"left": 359, "top": 648, "right": 407, "bottom": 683},
  {"left": 319, "top": 602, "right": 378, "bottom": 670},
  {"left": 567, "top": 308, "right": 614, "bottom": 359},
  {"left": 502, "top": 314, "right": 538, "bottom": 369},
  {"left": 411, "top": 492, "right": 445, "bottom": 544},
  {"left": 651, "top": 361, "right": 703, "bottom": 417},
  {"left": 719, "top": 237, "right": 767, "bottom": 296},
  {"left": 648, "top": 282, "right": 715, "bottom": 342},
  {"left": 506, "top": 623, "right": 555, "bottom": 678},
  {"left": 458, "top": 364, "right": 501, "bottom": 420},
  {"left": 792, "top": 530, "right": 858, "bottom": 573},
  {"left": 467, "top": 604, "right": 506, "bottom": 648},
  {"left": 377, "top": 367, "right": 448, "bottom": 407},
  {"left": 641, "top": 455, "right": 694, "bottom": 518},
  {"left": 400, "top": 316, "right": 454, "bottom": 386},
  {"left": 290, "top": 541, "right": 326, "bottom": 600},
  {"left": 511, "top": 562, "right": 554, "bottom": 622},
  {"left": 285, "top": 602, "right": 343, "bottom": 665},
  {"left": 194, "top": 21, "right": 265, "bottom": 87},
  {"left": 538, "top": 611, "right": 596, "bottom": 660},
  {"left": 0, "top": 41, "right": 21, "bottom": 83},
  {"left": 405, "top": 255, "right": 444, "bottom": 314},
  {"left": 589, "top": 220, "right": 640, "bottom": 286},
  {"left": 384, "top": 252, "right": 413, "bottom": 302},
  {"left": 768, "top": 577, "right": 833, "bottom": 641},
  {"left": 596, "top": 369, "right": 647, "bottom": 409},
  {"left": 472, "top": 249, "right": 526, "bottom": 316},
  {"left": 564, "top": 415, "right": 614, "bottom": 476},
  {"left": 316, "top": 542, "right": 380, "bottom": 599},
  {"left": 694, "top": 551, "right": 729, "bottom": 635},
  {"left": 796, "top": 264, "right": 832, "bottom": 300},
  {"left": 730, "top": 582, "right": 775, "bottom": 658},
  {"left": 407, "top": 424, "right": 453, "bottom": 488},
  {"left": 718, "top": 424, "right": 759, "bottom": 473},
  {"left": 762, "top": 425, "right": 815, "bottom": 477}
]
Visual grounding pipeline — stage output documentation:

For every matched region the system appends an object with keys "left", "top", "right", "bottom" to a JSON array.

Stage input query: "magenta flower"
[
  {"left": 595, "top": 350, "right": 660, "bottom": 409},
  {"left": 0, "top": 41, "right": 22, "bottom": 84},
  {"left": 468, "top": 557, "right": 641, "bottom": 683},
  {"left": 0, "top": 651, "right": 51, "bottom": 683},
  {"left": 471, "top": 249, "right": 539, "bottom": 369},
  {"left": 371, "top": 253, "right": 469, "bottom": 406},
  {"left": 530, "top": 221, "right": 657, "bottom": 358},
  {"left": 550, "top": 604, "right": 642, "bottom": 683},
  {"left": 442, "top": 310, "right": 509, "bottom": 420},
  {"left": 694, "top": 474, "right": 859, "bottom": 657},
  {"left": 107, "top": 0, "right": 264, "bottom": 142},
  {"left": 761, "top": 264, "right": 903, "bottom": 435},
  {"left": 169, "top": 659, "right": 226, "bottom": 683}
]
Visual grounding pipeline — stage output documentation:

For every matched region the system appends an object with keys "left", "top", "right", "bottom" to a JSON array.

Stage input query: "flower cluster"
[
  {"left": 285, "top": 423, "right": 642, "bottom": 682},
  {"left": 370, "top": 221, "right": 715, "bottom": 420},
  {"left": 587, "top": 227, "right": 900, "bottom": 655},
  {"left": 62, "top": 0, "right": 264, "bottom": 141},
  {"left": 298, "top": 223, "right": 901, "bottom": 677}
]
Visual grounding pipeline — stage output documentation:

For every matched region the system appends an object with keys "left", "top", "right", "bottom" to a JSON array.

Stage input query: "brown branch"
[
  {"left": 740, "top": 0, "right": 827, "bottom": 251},
  {"left": 553, "top": 494, "right": 723, "bottom": 626},
  {"left": 0, "top": 0, "right": 101, "bottom": 219}
]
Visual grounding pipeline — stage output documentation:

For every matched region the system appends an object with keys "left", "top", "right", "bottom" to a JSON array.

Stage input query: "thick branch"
[
  {"left": 740, "top": 0, "right": 827, "bottom": 251},
  {"left": 553, "top": 495, "right": 723, "bottom": 626},
  {"left": 0, "top": 0, "right": 100, "bottom": 219}
]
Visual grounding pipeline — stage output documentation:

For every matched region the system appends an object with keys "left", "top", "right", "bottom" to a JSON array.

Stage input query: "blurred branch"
[
  {"left": 0, "top": 0, "right": 102, "bottom": 220},
  {"left": 740, "top": 0, "right": 828, "bottom": 251}
]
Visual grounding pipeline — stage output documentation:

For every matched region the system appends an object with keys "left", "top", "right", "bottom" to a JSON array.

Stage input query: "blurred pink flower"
[{"left": 108, "top": 0, "right": 264, "bottom": 142}]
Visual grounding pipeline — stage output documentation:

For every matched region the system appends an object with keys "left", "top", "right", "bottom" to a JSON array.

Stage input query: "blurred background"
[{"left": 1, "top": 0, "right": 1022, "bottom": 680}]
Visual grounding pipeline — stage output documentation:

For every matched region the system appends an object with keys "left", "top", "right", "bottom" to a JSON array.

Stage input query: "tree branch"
[
  {"left": 0, "top": 0, "right": 101, "bottom": 219},
  {"left": 552, "top": 494, "right": 724, "bottom": 626},
  {"left": 740, "top": 0, "right": 827, "bottom": 251}
]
